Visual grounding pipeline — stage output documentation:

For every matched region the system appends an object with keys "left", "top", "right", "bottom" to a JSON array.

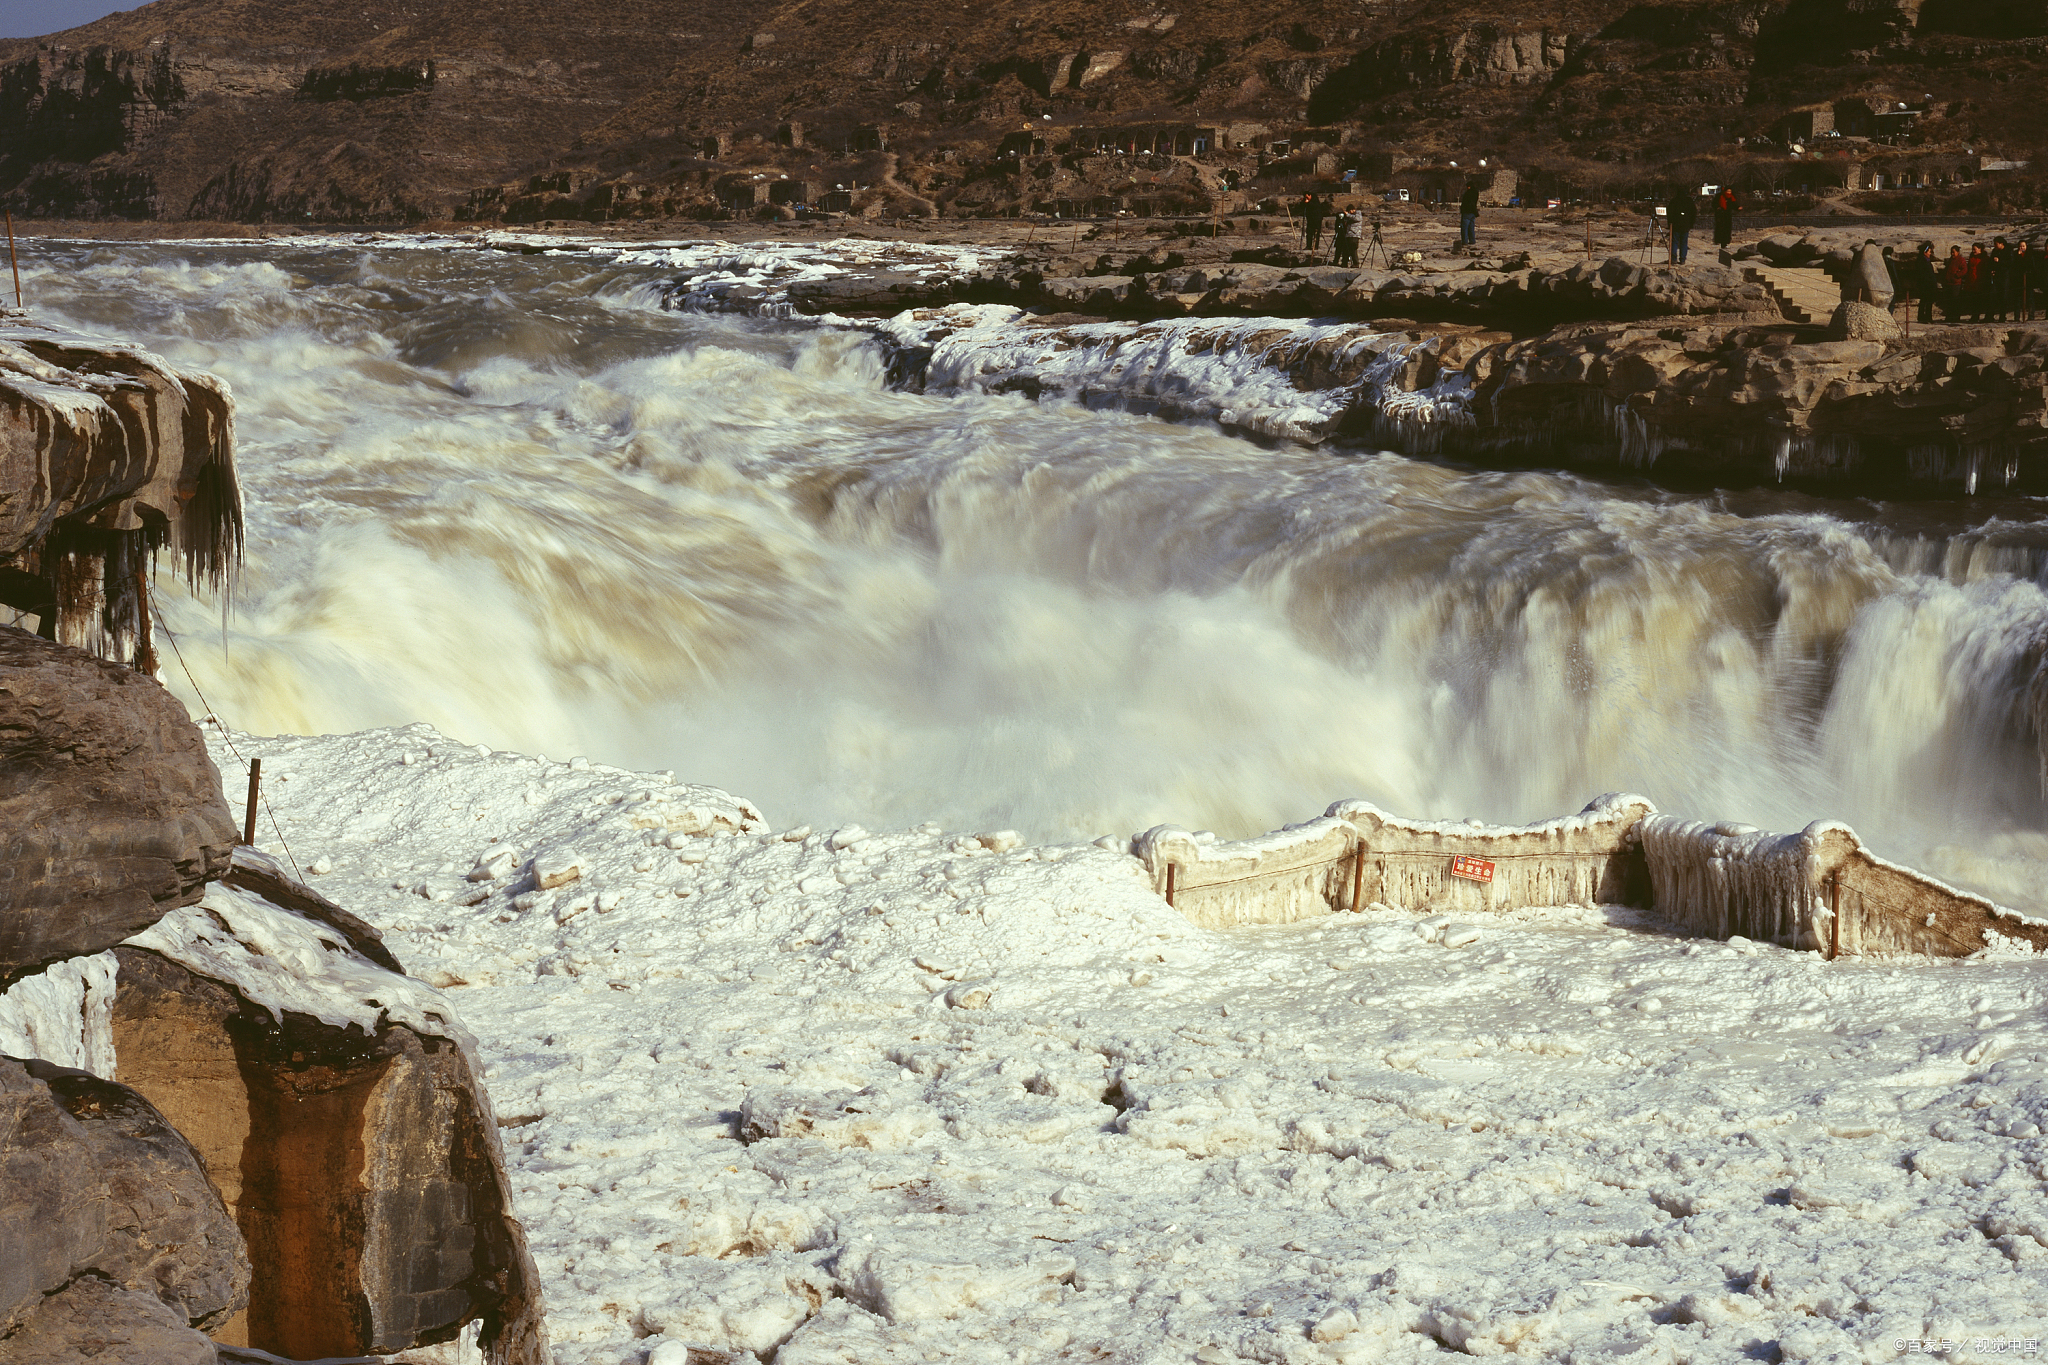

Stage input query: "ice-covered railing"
[
  {"left": 1133, "top": 815, "right": 1360, "bottom": 928},
  {"left": 1644, "top": 815, "right": 2048, "bottom": 957},
  {"left": 1334, "top": 795, "right": 1655, "bottom": 916},
  {"left": 1133, "top": 795, "right": 1652, "bottom": 930},
  {"left": 1134, "top": 796, "right": 2048, "bottom": 956}
]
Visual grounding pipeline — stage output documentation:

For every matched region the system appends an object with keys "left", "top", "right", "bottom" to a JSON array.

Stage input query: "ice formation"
[
  {"left": 0, "top": 950, "right": 117, "bottom": 1076},
  {"left": 875, "top": 304, "right": 1475, "bottom": 445},
  {"left": 126, "top": 884, "right": 472, "bottom": 1047},
  {"left": 131, "top": 722, "right": 2048, "bottom": 1365}
]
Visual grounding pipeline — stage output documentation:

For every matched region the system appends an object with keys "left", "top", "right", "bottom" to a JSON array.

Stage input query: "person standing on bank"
[
  {"left": 1667, "top": 190, "right": 1697, "bottom": 264},
  {"left": 2008, "top": 238, "right": 2036, "bottom": 321},
  {"left": 1459, "top": 181, "right": 1479, "bottom": 248},
  {"left": 1910, "top": 241, "right": 1940, "bottom": 323},
  {"left": 1944, "top": 244, "right": 1968, "bottom": 322},
  {"left": 1989, "top": 236, "right": 2014, "bottom": 322},
  {"left": 1965, "top": 242, "right": 1990, "bottom": 322},
  {"left": 1712, "top": 187, "right": 1736, "bottom": 250},
  {"left": 1332, "top": 205, "right": 1361, "bottom": 267},
  {"left": 1304, "top": 194, "right": 1327, "bottom": 252}
]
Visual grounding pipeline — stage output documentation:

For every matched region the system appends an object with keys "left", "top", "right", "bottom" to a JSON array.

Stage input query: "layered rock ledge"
[
  {"left": 870, "top": 299, "right": 2048, "bottom": 492},
  {"left": 0, "top": 316, "right": 242, "bottom": 665},
  {"left": 649, "top": 229, "right": 2048, "bottom": 493}
]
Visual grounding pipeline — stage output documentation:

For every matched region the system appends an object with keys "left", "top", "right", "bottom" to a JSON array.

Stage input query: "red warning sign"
[{"left": 1449, "top": 855, "right": 1495, "bottom": 883}]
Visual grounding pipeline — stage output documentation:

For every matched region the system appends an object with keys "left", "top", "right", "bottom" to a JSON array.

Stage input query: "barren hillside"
[{"left": 2, "top": 0, "right": 2044, "bottom": 222}]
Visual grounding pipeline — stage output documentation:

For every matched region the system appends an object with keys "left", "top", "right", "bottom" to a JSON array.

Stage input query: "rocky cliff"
[
  {"left": 0, "top": 327, "right": 546, "bottom": 1362},
  {"left": 0, "top": 629, "right": 550, "bottom": 1364},
  {"left": 2, "top": 0, "right": 2045, "bottom": 223}
]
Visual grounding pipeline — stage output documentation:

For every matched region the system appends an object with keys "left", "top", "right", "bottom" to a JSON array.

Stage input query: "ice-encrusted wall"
[{"left": 1137, "top": 794, "right": 2048, "bottom": 956}]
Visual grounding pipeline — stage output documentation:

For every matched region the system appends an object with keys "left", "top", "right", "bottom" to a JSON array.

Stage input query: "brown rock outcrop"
[
  {"left": 882, "top": 296, "right": 2048, "bottom": 490},
  {"left": 0, "top": 627, "right": 239, "bottom": 988},
  {"left": 109, "top": 941, "right": 548, "bottom": 1363},
  {"left": 1, "top": 1053, "right": 248, "bottom": 1353},
  {"left": 0, "top": 1274, "right": 218, "bottom": 1365},
  {"left": 1465, "top": 321, "right": 2048, "bottom": 489},
  {"left": 0, "top": 319, "right": 242, "bottom": 662},
  {"left": 946, "top": 254, "right": 1777, "bottom": 327}
]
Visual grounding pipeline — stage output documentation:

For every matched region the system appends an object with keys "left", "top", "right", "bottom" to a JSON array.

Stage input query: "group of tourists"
[
  {"left": 1889, "top": 238, "right": 2042, "bottom": 323},
  {"left": 1662, "top": 188, "right": 1741, "bottom": 265},
  {"left": 1292, "top": 179, "right": 2041, "bottom": 326},
  {"left": 1297, "top": 193, "right": 1365, "bottom": 266}
]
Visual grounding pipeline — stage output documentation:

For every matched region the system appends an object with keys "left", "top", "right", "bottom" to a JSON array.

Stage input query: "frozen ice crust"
[{"left": 189, "top": 722, "right": 2048, "bottom": 1365}]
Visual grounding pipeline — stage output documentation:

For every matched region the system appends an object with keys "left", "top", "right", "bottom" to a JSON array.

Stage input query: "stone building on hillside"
[
  {"left": 997, "top": 129, "right": 1049, "bottom": 158},
  {"left": 1773, "top": 99, "right": 1923, "bottom": 147},
  {"left": 1831, "top": 98, "right": 1921, "bottom": 142},
  {"left": 1067, "top": 124, "right": 1218, "bottom": 157},
  {"left": 1844, "top": 151, "right": 2032, "bottom": 190},
  {"left": 1774, "top": 106, "right": 1835, "bottom": 144},
  {"left": 1386, "top": 164, "right": 1517, "bottom": 206},
  {"left": 716, "top": 175, "right": 770, "bottom": 209}
]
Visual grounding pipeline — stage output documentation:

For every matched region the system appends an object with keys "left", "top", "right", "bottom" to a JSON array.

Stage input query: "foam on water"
[{"left": 11, "top": 238, "right": 2048, "bottom": 910}]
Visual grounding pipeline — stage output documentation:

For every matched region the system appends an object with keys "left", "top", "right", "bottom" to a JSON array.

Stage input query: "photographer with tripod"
[{"left": 1332, "top": 204, "right": 1363, "bottom": 266}]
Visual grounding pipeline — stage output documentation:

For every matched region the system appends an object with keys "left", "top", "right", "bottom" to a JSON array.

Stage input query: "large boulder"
[
  {"left": 0, "top": 855, "right": 549, "bottom": 1362},
  {"left": 0, "top": 1274, "right": 216, "bottom": 1365},
  {"left": 0, "top": 1053, "right": 248, "bottom": 1355},
  {"left": 109, "top": 882, "right": 549, "bottom": 1363},
  {"left": 1826, "top": 300, "right": 1902, "bottom": 341},
  {"left": 0, "top": 628, "right": 239, "bottom": 988},
  {"left": 1846, "top": 242, "right": 1895, "bottom": 307}
]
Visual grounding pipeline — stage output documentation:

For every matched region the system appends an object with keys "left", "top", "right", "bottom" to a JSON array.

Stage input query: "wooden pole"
[
  {"left": 1164, "top": 863, "right": 1176, "bottom": 908},
  {"left": 242, "top": 758, "right": 261, "bottom": 846},
  {"left": 5, "top": 211, "right": 20, "bottom": 310},
  {"left": 1351, "top": 839, "right": 1366, "bottom": 911}
]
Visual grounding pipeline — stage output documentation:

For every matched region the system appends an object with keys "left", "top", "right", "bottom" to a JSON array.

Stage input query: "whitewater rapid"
[{"left": 13, "top": 236, "right": 2048, "bottom": 911}]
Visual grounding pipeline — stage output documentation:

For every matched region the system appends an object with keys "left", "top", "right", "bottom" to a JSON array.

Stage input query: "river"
[{"left": 19, "top": 236, "right": 2048, "bottom": 913}]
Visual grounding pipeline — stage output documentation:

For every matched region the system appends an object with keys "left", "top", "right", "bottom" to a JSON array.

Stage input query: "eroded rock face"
[
  {"left": 109, "top": 946, "right": 548, "bottom": 1362},
  {"left": 951, "top": 253, "right": 1779, "bottom": 327},
  {"left": 0, "top": 320, "right": 242, "bottom": 663},
  {"left": 0, "top": 1053, "right": 248, "bottom": 1347},
  {"left": 0, "top": 628, "right": 239, "bottom": 988},
  {"left": 0, "top": 1274, "right": 218, "bottom": 1365}
]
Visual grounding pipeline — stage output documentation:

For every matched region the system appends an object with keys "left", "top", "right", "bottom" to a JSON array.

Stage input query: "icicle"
[{"left": 1638, "top": 815, "right": 1827, "bottom": 948}]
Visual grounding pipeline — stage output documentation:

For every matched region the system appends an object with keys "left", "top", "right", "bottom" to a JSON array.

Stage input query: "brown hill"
[{"left": 2, "top": 0, "right": 2045, "bottom": 223}]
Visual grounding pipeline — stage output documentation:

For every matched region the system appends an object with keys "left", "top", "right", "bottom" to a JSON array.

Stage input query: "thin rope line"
[{"left": 148, "top": 583, "right": 305, "bottom": 883}]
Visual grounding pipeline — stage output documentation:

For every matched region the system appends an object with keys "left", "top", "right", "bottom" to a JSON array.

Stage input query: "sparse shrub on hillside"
[{"left": 1945, "top": 172, "right": 2048, "bottom": 214}]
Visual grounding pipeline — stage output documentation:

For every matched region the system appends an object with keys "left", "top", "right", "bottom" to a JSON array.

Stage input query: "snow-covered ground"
[{"left": 211, "top": 722, "right": 2048, "bottom": 1365}]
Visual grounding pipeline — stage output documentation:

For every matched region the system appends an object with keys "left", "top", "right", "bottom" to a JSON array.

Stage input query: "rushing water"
[{"left": 15, "top": 238, "right": 2048, "bottom": 911}]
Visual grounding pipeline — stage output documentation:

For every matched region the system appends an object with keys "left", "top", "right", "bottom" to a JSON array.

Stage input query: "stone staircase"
[{"left": 1739, "top": 261, "right": 1841, "bottom": 326}]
